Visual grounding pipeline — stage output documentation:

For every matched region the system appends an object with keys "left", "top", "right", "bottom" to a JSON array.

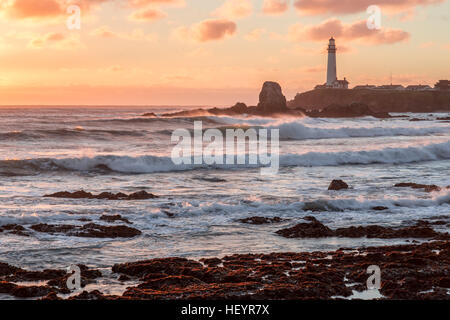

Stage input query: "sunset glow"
[{"left": 0, "top": 0, "right": 449, "bottom": 105}]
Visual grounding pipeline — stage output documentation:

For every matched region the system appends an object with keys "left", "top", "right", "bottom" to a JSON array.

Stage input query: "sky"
[{"left": 0, "top": 0, "right": 449, "bottom": 106}]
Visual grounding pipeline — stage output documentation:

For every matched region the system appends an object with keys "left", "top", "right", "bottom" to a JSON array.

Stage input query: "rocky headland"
[{"left": 155, "top": 82, "right": 450, "bottom": 119}]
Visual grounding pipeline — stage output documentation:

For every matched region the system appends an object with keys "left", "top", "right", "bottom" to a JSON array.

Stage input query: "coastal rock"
[
  {"left": 30, "top": 223, "right": 141, "bottom": 238},
  {"left": 142, "top": 112, "right": 157, "bottom": 117},
  {"left": 307, "top": 103, "right": 391, "bottom": 119},
  {"left": 275, "top": 220, "right": 334, "bottom": 238},
  {"left": 100, "top": 214, "right": 131, "bottom": 224},
  {"left": 257, "top": 81, "right": 287, "bottom": 113},
  {"left": 228, "top": 102, "right": 249, "bottom": 114},
  {"left": 0, "top": 281, "right": 54, "bottom": 298},
  {"left": 67, "top": 290, "right": 116, "bottom": 300},
  {"left": 372, "top": 206, "right": 389, "bottom": 211},
  {"left": 3, "top": 240, "right": 449, "bottom": 300},
  {"left": 289, "top": 88, "right": 450, "bottom": 113},
  {"left": 44, "top": 190, "right": 158, "bottom": 200},
  {"left": 276, "top": 219, "right": 449, "bottom": 239},
  {"left": 328, "top": 179, "right": 349, "bottom": 190},
  {"left": 238, "top": 216, "right": 283, "bottom": 225},
  {"left": 112, "top": 257, "right": 203, "bottom": 278},
  {"left": 394, "top": 182, "right": 441, "bottom": 192},
  {"left": 0, "top": 224, "right": 29, "bottom": 236}
]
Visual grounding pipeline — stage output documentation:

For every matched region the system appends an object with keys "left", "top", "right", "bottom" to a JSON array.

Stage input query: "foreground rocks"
[
  {"left": 276, "top": 217, "right": 449, "bottom": 240},
  {"left": 44, "top": 190, "right": 158, "bottom": 200},
  {"left": 3, "top": 240, "right": 449, "bottom": 300},
  {"left": 108, "top": 240, "right": 450, "bottom": 300},
  {"left": 0, "top": 263, "right": 101, "bottom": 298},
  {"left": 30, "top": 223, "right": 141, "bottom": 238}
]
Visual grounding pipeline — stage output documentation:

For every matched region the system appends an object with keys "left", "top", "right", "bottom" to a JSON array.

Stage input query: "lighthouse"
[
  {"left": 326, "top": 37, "right": 337, "bottom": 86},
  {"left": 315, "top": 37, "right": 349, "bottom": 90}
]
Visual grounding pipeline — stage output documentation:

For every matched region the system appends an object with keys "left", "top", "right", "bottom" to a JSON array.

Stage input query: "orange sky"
[{"left": 0, "top": 0, "right": 449, "bottom": 105}]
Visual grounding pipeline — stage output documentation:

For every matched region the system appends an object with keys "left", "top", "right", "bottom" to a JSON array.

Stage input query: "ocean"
[{"left": 0, "top": 106, "right": 449, "bottom": 295}]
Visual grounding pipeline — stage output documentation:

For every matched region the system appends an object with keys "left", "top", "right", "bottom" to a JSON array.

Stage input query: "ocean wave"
[
  {"left": 1, "top": 141, "right": 449, "bottom": 176},
  {"left": 0, "top": 128, "right": 147, "bottom": 140},
  {"left": 272, "top": 121, "right": 450, "bottom": 140}
]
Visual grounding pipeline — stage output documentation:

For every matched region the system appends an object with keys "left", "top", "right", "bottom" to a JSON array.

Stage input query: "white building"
[{"left": 315, "top": 37, "right": 349, "bottom": 89}]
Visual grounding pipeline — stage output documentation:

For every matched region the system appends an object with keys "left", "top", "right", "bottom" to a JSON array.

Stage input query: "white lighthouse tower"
[
  {"left": 315, "top": 37, "right": 349, "bottom": 90},
  {"left": 326, "top": 37, "right": 337, "bottom": 86}
]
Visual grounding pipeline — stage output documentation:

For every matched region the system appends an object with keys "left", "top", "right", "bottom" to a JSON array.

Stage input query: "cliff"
[{"left": 288, "top": 89, "right": 450, "bottom": 113}]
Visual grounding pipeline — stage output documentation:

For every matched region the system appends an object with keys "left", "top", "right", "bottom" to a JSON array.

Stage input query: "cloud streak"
[
  {"left": 289, "top": 19, "right": 410, "bottom": 45},
  {"left": 293, "top": 0, "right": 444, "bottom": 15},
  {"left": 176, "top": 19, "right": 237, "bottom": 42}
]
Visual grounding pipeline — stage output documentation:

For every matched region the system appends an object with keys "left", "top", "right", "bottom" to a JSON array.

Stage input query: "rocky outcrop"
[
  {"left": 44, "top": 190, "right": 158, "bottom": 200},
  {"left": 257, "top": 81, "right": 287, "bottom": 113},
  {"left": 30, "top": 223, "right": 141, "bottom": 238},
  {"left": 394, "top": 182, "right": 445, "bottom": 193},
  {"left": 276, "top": 219, "right": 334, "bottom": 238},
  {"left": 0, "top": 263, "right": 101, "bottom": 298},
  {"left": 0, "top": 224, "right": 28, "bottom": 237},
  {"left": 99, "top": 214, "right": 131, "bottom": 224},
  {"left": 3, "top": 238, "right": 449, "bottom": 300},
  {"left": 238, "top": 216, "right": 284, "bottom": 225},
  {"left": 108, "top": 240, "right": 450, "bottom": 300},
  {"left": 289, "top": 88, "right": 450, "bottom": 113},
  {"left": 276, "top": 219, "right": 449, "bottom": 240},
  {"left": 307, "top": 102, "right": 391, "bottom": 118},
  {"left": 328, "top": 179, "right": 349, "bottom": 190}
]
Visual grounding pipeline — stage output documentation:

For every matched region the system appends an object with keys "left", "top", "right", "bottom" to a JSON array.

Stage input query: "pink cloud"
[
  {"left": 127, "top": 0, "right": 184, "bottom": 8},
  {"left": 289, "top": 19, "right": 410, "bottom": 45},
  {"left": 4, "top": 0, "right": 63, "bottom": 19},
  {"left": 0, "top": 0, "right": 110, "bottom": 20},
  {"left": 177, "top": 19, "right": 237, "bottom": 42},
  {"left": 130, "top": 8, "right": 167, "bottom": 21},
  {"left": 212, "top": 0, "right": 253, "bottom": 19},
  {"left": 293, "top": 0, "right": 444, "bottom": 15},
  {"left": 28, "top": 32, "right": 81, "bottom": 49},
  {"left": 262, "top": 0, "right": 289, "bottom": 15}
]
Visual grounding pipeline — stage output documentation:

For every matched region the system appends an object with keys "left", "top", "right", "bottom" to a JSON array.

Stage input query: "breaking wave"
[
  {"left": 273, "top": 121, "right": 450, "bottom": 140},
  {"left": 1, "top": 141, "right": 449, "bottom": 176}
]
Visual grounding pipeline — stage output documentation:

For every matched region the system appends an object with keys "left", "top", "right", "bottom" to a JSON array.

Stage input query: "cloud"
[
  {"left": 28, "top": 32, "right": 82, "bottom": 49},
  {"left": 302, "top": 65, "right": 326, "bottom": 73},
  {"left": 288, "top": 19, "right": 410, "bottom": 45},
  {"left": 127, "top": 0, "right": 185, "bottom": 8},
  {"left": 129, "top": 8, "right": 167, "bottom": 21},
  {"left": 293, "top": 0, "right": 444, "bottom": 15},
  {"left": 212, "top": 0, "right": 252, "bottom": 19},
  {"left": 262, "top": 0, "right": 289, "bottom": 15},
  {"left": 90, "top": 26, "right": 158, "bottom": 41},
  {"left": 176, "top": 19, "right": 237, "bottom": 42},
  {"left": 419, "top": 41, "right": 434, "bottom": 48},
  {"left": 91, "top": 26, "right": 117, "bottom": 38},
  {"left": 2, "top": 0, "right": 63, "bottom": 19},
  {"left": 244, "top": 28, "right": 266, "bottom": 41},
  {"left": 0, "top": 0, "right": 181, "bottom": 22}
]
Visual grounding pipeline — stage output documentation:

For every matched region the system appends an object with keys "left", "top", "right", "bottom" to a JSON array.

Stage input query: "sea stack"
[{"left": 257, "top": 81, "right": 287, "bottom": 114}]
